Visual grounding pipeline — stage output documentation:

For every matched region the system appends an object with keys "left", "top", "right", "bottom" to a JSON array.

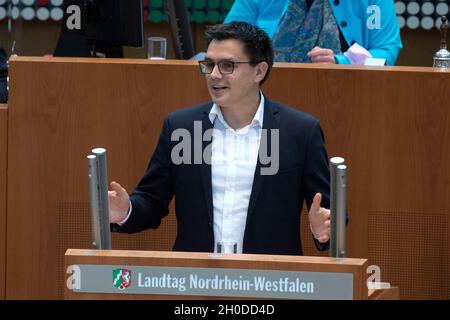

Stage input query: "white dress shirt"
[
  {"left": 120, "top": 94, "right": 265, "bottom": 254},
  {"left": 209, "top": 94, "right": 264, "bottom": 253}
]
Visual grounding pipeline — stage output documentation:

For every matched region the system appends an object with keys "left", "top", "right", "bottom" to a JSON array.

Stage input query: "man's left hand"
[
  {"left": 308, "top": 193, "right": 331, "bottom": 243},
  {"left": 307, "top": 47, "right": 336, "bottom": 64}
]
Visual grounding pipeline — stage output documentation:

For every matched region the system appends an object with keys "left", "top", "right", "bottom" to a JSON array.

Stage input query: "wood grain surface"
[
  {"left": 5, "top": 57, "right": 450, "bottom": 299},
  {"left": 0, "top": 104, "right": 7, "bottom": 300}
]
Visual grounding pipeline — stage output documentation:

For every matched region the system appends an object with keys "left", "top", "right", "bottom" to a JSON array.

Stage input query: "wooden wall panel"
[
  {"left": 266, "top": 64, "right": 450, "bottom": 299},
  {"left": 0, "top": 104, "right": 7, "bottom": 300},
  {"left": 5, "top": 57, "right": 450, "bottom": 299},
  {"left": 6, "top": 58, "right": 209, "bottom": 299}
]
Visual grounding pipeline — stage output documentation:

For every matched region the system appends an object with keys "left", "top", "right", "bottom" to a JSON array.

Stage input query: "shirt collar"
[{"left": 208, "top": 91, "right": 265, "bottom": 129}]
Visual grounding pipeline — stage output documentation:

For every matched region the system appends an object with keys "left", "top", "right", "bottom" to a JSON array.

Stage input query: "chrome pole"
[
  {"left": 87, "top": 154, "right": 101, "bottom": 249},
  {"left": 89, "top": 148, "right": 111, "bottom": 249},
  {"left": 329, "top": 157, "right": 345, "bottom": 257},
  {"left": 336, "top": 164, "right": 347, "bottom": 257}
]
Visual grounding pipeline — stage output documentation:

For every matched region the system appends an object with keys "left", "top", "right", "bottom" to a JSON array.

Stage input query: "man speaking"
[{"left": 109, "top": 22, "right": 331, "bottom": 255}]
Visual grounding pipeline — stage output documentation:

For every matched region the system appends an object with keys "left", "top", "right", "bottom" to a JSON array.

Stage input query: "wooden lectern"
[{"left": 64, "top": 249, "right": 398, "bottom": 300}]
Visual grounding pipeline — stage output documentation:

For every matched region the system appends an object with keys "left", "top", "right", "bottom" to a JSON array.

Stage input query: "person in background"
[
  {"left": 224, "top": 0, "right": 402, "bottom": 65},
  {"left": 0, "top": 45, "right": 7, "bottom": 103}
]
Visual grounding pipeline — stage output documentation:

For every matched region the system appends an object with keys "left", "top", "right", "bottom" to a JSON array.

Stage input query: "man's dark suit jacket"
[{"left": 114, "top": 98, "right": 331, "bottom": 255}]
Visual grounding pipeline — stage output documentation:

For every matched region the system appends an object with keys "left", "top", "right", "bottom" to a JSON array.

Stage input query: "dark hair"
[{"left": 205, "top": 21, "right": 274, "bottom": 85}]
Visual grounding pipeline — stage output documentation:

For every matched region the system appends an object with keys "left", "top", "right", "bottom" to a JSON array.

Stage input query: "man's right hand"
[{"left": 108, "top": 181, "right": 130, "bottom": 223}]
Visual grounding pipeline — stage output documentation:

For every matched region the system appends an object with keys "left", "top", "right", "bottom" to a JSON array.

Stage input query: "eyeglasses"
[{"left": 198, "top": 60, "right": 252, "bottom": 75}]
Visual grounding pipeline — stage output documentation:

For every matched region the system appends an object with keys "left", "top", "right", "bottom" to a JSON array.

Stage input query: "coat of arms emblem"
[{"left": 113, "top": 268, "right": 132, "bottom": 290}]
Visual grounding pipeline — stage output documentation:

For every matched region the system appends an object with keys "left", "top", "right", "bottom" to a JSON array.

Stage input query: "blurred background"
[{"left": 0, "top": 0, "right": 448, "bottom": 66}]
